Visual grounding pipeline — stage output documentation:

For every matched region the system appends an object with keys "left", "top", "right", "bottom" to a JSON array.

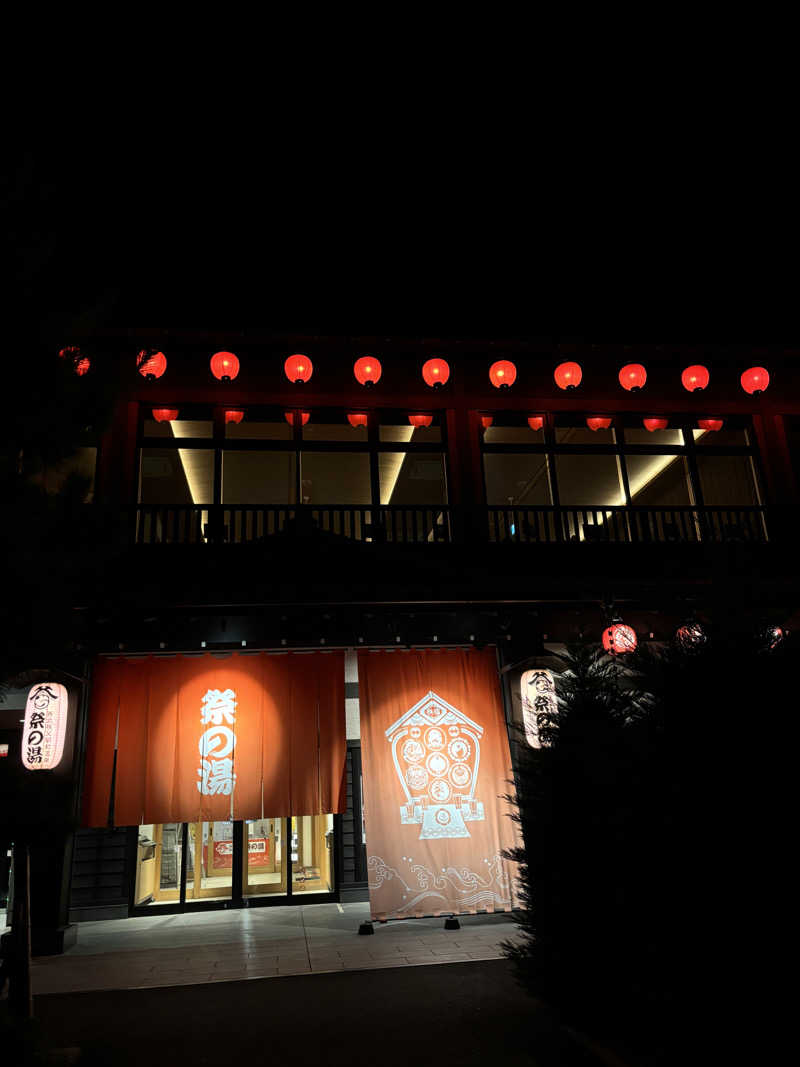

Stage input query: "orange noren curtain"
[
  {"left": 357, "top": 647, "right": 521, "bottom": 920},
  {"left": 81, "top": 651, "right": 345, "bottom": 827}
]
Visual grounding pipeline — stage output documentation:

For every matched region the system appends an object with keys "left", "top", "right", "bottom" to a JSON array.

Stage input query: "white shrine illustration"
[{"left": 385, "top": 690, "right": 485, "bottom": 839}]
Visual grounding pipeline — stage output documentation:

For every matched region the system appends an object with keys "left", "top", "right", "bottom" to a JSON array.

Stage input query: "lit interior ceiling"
[
  {"left": 379, "top": 426, "right": 415, "bottom": 504},
  {"left": 169, "top": 422, "right": 214, "bottom": 504}
]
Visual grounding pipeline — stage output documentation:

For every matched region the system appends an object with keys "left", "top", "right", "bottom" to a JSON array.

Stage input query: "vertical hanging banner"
[
  {"left": 358, "top": 648, "right": 521, "bottom": 920},
  {"left": 82, "top": 651, "right": 346, "bottom": 827},
  {"left": 520, "top": 668, "right": 557, "bottom": 747}
]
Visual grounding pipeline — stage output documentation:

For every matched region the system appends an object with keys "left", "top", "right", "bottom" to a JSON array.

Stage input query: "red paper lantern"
[
  {"left": 697, "top": 418, "right": 723, "bottom": 432},
  {"left": 643, "top": 417, "right": 669, "bottom": 432},
  {"left": 285, "top": 411, "right": 310, "bottom": 426},
  {"left": 225, "top": 409, "right": 245, "bottom": 424},
  {"left": 58, "top": 346, "right": 82, "bottom": 363},
  {"left": 489, "top": 360, "right": 517, "bottom": 389},
  {"left": 210, "top": 351, "right": 240, "bottom": 382},
  {"left": 681, "top": 364, "right": 710, "bottom": 392},
  {"left": 152, "top": 408, "right": 179, "bottom": 422},
  {"left": 586, "top": 417, "right": 612, "bottom": 431},
  {"left": 481, "top": 416, "right": 494, "bottom": 429},
  {"left": 347, "top": 413, "right": 368, "bottom": 428},
  {"left": 675, "top": 622, "right": 706, "bottom": 651},
  {"left": 354, "top": 356, "right": 382, "bottom": 386},
  {"left": 602, "top": 623, "right": 637, "bottom": 655},
  {"left": 740, "top": 366, "right": 769, "bottom": 395},
  {"left": 422, "top": 358, "right": 450, "bottom": 388},
  {"left": 527, "top": 416, "right": 544, "bottom": 431},
  {"left": 619, "top": 363, "right": 647, "bottom": 391},
  {"left": 285, "top": 354, "right": 313, "bottom": 384},
  {"left": 408, "top": 414, "right": 433, "bottom": 428},
  {"left": 554, "top": 361, "right": 582, "bottom": 390},
  {"left": 74, "top": 357, "right": 91, "bottom": 376},
  {"left": 137, "top": 349, "right": 167, "bottom": 380}
]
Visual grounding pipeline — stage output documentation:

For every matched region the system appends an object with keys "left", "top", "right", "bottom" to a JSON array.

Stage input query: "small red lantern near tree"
[
  {"left": 152, "top": 408, "right": 179, "bottom": 422},
  {"left": 586, "top": 417, "right": 612, "bottom": 431},
  {"left": 210, "top": 352, "right": 240, "bottom": 382},
  {"left": 285, "top": 411, "right": 310, "bottom": 426},
  {"left": 528, "top": 416, "right": 544, "bottom": 431},
  {"left": 422, "top": 358, "right": 450, "bottom": 388},
  {"left": 489, "top": 360, "right": 517, "bottom": 389},
  {"left": 554, "top": 361, "right": 582, "bottom": 390},
  {"left": 74, "top": 357, "right": 91, "bottom": 376},
  {"left": 619, "top": 363, "right": 647, "bottom": 391},
  {"left": 137, "top": 349, "right": 167, "bottom": 380},
  {"left": 643, "top": 417, "right": 669, "bottom": 432},
  {"left": 602, "top": 622, "right": 637, "bottom": 655},
  {"left": 225, "top": 410, "right": 245, "bottom": 424},
  {"left": 408, "top": 414, "right": 433, "bottom": 428},
  {"left": 740, "top": 366, "right": 769, "bottom": 395},
  {"left": 681, "top": 365, "right": 710, "bottom": 392},
  {"left": 347, "top": 413, "right": 368, "bottom": 428},
  {"left": 285, "top": 354, "right": 313, "bottom": 385},
  {"left": 354, "top": 357, "right": 382, "bottom": 386},
  {"left": 697, "top": 418, "right": 723, "bottom": 432}
]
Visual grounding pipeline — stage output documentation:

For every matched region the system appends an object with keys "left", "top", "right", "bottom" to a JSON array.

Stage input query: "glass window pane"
[
  {"left": 483, "top": 454, "right": 551, "bottom": 506},
  {"left": 243, "top": 818, "right": 286, "bottom": 897},
  {"left": 380, "top": 418, "right": 442, "bottom": 444},
  {"left": 483, "top": 424, "right": 544, "bottom": 444},
  {"left": 623, "top": 428, "right": 684, "bottom": 446},
  {"left": 693, "top": 426, "right": 751, "bottom": 446},
  {"left": 300, "top": 453, "right": 371, "bottom": 505},
  {"left": 143, "top": 417, "right": 213, "bottom": 438},
  {"left": 222, "top": 451, "right": 296, "bottom": 504},
  {"left": 379, "top": 452, "right": 448, "bottom": 505},
  {"left": 226, "top": 416, "right": 291, "bottom": 440},
  {"left": 697, "top": 454, "right": 763, "bottom": 505},
  {"left": 139, "top": 448, "right": 214, "bottom": 505},
  {"left": 625, "top": 455, "right": 692, "bottom": 505},
  {"left": 555, "top": 425, "right": 616, "bottom": 445},
  {"left": 291, "top": 814, "right": 334, "bottom": 895},
  {"left": 555, "top": 454, "right": 625, "bottom": 505},
  {"left": 303, "top": 421, "right": 368, "bottom": 442},
  {"left": 134, "top": 823, "right": 181, "bottom": 906},
  {"left": 186, "top": 821, "right": 233, "bottom": 902}
]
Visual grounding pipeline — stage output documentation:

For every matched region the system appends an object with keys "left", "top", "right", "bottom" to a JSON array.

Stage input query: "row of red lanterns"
[
  {"left": 61, "top": 347, "right": 771, "bottom": 396},
  {"left": 603, "top": 619, "right": 786, "bottom": 655},
  {"left": 151, "top": 408, "right": 728, "bottom": 434}
]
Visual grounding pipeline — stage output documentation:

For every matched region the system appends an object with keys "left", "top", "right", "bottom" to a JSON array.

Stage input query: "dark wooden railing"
[
  {"left": 135, "top": 504, "right": 768, "bottom": 546},
  {"left": 135, "top": 505, "right": 453, "bottom": 545},
  {"left": 486, "top": 505, "right": 769, "bottom": 544}
]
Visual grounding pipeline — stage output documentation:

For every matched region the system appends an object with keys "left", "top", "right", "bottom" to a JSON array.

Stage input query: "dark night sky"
[{"left": 6, "top": 145, "right": 796, "bottom": 346}]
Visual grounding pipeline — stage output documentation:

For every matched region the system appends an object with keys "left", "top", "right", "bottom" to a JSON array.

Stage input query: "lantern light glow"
[
  {"left": 347, "top": 413, "right": 368, "bottom": 428},
  {"left": 586, "top": 417, "right": 612, "bottom": 431},
  {"left": 527, "top": 416, "right": 544, "bottom": 431},
  {"left": 354, "top": 357, "right": 382, "bottom": 386},
  {"left": 741, "top": 366, "right": 769, "bottom": 394},
  {"left": 210, "top": 352, "right": 240, "bottom": 382},
  {"left": 681, "top": 365, "right": 710, "bottom": 392},
  {"left": 643, "top": 417, "right": 669, "bottom": 432},
  {"left": 619, "top": 363, "right": 647, "bottom": 391},
  {"left": 224, "top": 410, "right": 245, "bottom": 424},
  {"left": 22, "top": 683, "right": 69, "bottom": 770},
  {"left": 489, "top": 360, "right": 517, "bottom": 389},
  {"left": 285, "top": 354, "right": 313, "bottom": 384},
  {"left": 152, "top": 408, "right": 179, "bottom": 422},
  {"left": 554, "top": 362, "right": 582, "bottom": 390},
  {"left": 697, "top": 418, "right": 723, "bottom": 432},
  {"left": 137, "top": 350, "right": 168, "bottom": 380},
  {"left": 408, "top": 414, "right": 433, "bottom": 428},
  {"left": 422, "top": 358, "right": 450, "bottom": 388},
  {"left": 602, "top": 623, "right": 637, "bottom": 655},
  {"left": 285, "top": 411, "right": 310, "bottom": 426}
]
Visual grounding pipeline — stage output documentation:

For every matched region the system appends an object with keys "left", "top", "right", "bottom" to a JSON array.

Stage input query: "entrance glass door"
[
  {"left": 133, "top": 816, "right": 336, "bottom": 912},
  {"left": 185, "top": 821, "right": 234, "bottom": 901},
  {"left": 243, "top": 818, "right": 287, "bottom": 896}
]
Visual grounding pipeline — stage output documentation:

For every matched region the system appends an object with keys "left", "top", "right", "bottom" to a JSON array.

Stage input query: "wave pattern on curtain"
[
  {"left": 82, "top": 651, "right": 346, "bottom": 827},
  {"left": 357, "top": 647, "right": 521, "bottom": 920}
]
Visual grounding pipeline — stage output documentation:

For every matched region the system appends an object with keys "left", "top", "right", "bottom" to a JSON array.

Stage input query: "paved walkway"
[{"left": 31, "top": 902, "right": 523, "bottom": 994}]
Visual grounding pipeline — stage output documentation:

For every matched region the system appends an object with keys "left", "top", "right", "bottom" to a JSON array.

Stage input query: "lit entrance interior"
[{"left": 134, "top": 815, "right": 334, "bottom": 910}]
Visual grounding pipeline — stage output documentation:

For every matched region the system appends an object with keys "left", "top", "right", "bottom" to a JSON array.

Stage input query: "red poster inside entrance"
[{"left": 206, "top": 838, "right": 270, "bottom": 869}]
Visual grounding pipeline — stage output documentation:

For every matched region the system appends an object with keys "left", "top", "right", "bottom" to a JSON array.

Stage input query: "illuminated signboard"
[{"left": 22, "top": 683, "right": 69, "bottom": 770}]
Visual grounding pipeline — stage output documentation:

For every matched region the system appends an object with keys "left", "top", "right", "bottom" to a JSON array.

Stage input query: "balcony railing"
[
  {"left": 134, "top": 503, "right": 769, "bottom": 546},
  {"left": 135, "top": 505, "right": 453, "bottom": 545},
  {"left": 486, "top": 505, "right": 769, "bottom": 544}
]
